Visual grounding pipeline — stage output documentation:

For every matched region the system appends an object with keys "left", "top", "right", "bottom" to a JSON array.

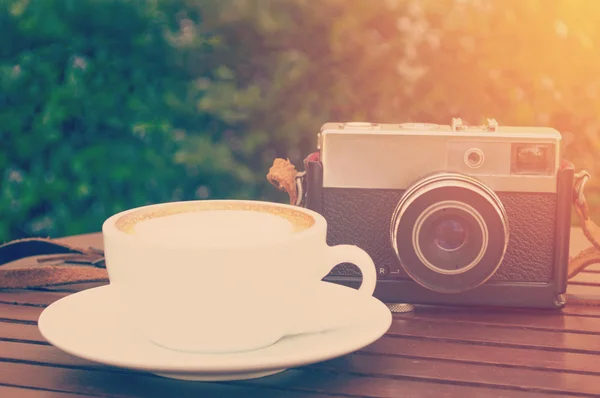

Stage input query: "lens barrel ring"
[
  {"left": 390, "top": 173, "right": 509, "bottom": 294},
  {"left": 413, "top": 200, "right": 488, "bottom": 275}
]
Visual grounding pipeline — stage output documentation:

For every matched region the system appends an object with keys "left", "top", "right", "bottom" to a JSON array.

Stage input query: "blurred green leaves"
[
  {"left": 2, "top": 0, "right": 600, "bottom": 242},
  {"left": 0, "top": 0, "right": 265, "bottom": 241}
]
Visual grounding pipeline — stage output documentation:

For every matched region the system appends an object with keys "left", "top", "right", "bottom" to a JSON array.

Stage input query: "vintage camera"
[{"left": 302, "top": 119, "right": 574, "bottom": 308}]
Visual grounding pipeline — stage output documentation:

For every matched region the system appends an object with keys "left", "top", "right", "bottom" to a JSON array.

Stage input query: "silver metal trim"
[
  {"left": 399, "top": 123, "right": 439, "bottom": 130},
  {"left": 294, "top": 171, "right": 306, "bottom": 207},
  {"left": 554, "top": 294, "right": 566, "bottom": 308},
  {"left": 320, "top": 121, "right": 561, "bottom": 139},
  {"left": 319, "top": 122, "right": 561, "bottom": 193},
  {"left": 387, "top": 303, "right": 415, "bottom": 313},
  {"left": 339, "top": 122, "right": 380, "bottom": 130},
  {"left": 412, "top": 200, "right": 488, "bottom": 276},
  {"left": 452, "top": 118, "right": 498, "bottom": 132},
  {"left": 451, "top": 118, "right": 463, "bottom": 131}
]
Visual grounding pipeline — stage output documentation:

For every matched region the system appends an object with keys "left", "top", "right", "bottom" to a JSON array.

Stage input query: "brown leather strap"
[
  {"left": 0, "top": 238, "right": 107, "bottom": 289},
  {"left": 567, "top": 246, "right": 600, "bottom": 279},
  {"left": 0, "top": 238, "right": 89, "bottom": 264},
  {"left": 567, "top": 170, "right": 600, "bottom": 279},
  {"left": 266, "top": 158, "right": 299, "bottom": 205},
  {"left": 0, "top": 266, "right": 108, "bottom": 289},
  {"left": 268, "top": 158, "right": 299, "bottom": 205},
  {"left": 565, "top": 179, "right": 600, "bottom": 306}
]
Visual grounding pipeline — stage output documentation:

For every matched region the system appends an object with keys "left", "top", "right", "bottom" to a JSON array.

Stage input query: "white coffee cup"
[{"left": 102, "top": 199, "right": 377, "bottom": 354}]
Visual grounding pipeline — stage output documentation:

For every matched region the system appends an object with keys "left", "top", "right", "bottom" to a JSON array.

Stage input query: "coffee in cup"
[{"left": 102, "top": 200, "right": 377, "bottom": 353}]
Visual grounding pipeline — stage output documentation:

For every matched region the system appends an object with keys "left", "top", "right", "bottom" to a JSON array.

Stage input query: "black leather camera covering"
[{"left": 321, "top": 187, "right": 556, "bottom": 282}]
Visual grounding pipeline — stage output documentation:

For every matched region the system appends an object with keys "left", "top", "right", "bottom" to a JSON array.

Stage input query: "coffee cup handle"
[
  {"left": 324, "top": 244, "right": 377, "bottom": 296},
  {"left": 285, "top": 244, "right": 377, "bottom": 337}
]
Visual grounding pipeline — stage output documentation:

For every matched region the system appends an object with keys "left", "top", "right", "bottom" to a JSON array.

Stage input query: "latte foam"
[{"left": 131, "top": 210, "right": 295, "bottom": 245}]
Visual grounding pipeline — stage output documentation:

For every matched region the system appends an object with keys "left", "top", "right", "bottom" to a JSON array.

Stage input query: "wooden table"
[{"left": 1, "top": 229, "right": 600, "bottom": 397}]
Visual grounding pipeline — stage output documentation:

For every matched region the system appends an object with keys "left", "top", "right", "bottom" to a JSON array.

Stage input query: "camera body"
[{"left": 304, "top": 119, "right": 574, "bottom": 308}]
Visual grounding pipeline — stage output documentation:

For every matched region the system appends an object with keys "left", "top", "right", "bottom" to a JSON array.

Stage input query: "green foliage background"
[{"left": 1, "top": 0, "right": 600, "bottom": 241}]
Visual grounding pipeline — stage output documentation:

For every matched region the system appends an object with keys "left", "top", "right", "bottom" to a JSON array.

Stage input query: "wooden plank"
[
  {"left": 0, "top": 290, "right": 69, "bottom": 307},
  {"left": 250, "top": 367, "right": 579, "bottom": 398},
  {"left": 2, "top": 285, "right": 600, "bottom": 317},
  {"left": 5, "top": 292, "right": 600, "bottom": 336},
  {"left": 559, "top": 305, "right": 600, "bottom": 317},
  {"left": 4, "top": 306, "right": 600, "bottom": 357},
  {"left": 3, "top": 286, "right": 600, "bottom": 321},
  {"left": 407, "top": 303, "right": 600, "bottom": 319},
  {"left": 3, "top": 321, "right": 599, "bottom": 378},
  {"left": 388, "top": 318, "right": 600, "bottom": 354},
  {"left": 568, "top": 227, "right": 600, "bottom": 305},
  {"left": 0, "top": 302, "right": 44, "bottom": 323},
  {"left": 0, "top": 228, "right": 594, "bottom": 398},
  {"left": 0, "top": 385, "right": 94, "bottom": 398},
  {"left": 0, "top": 359, "right": 577, "bottom": 398},
  {"left": 310, "top": 353, "right": 600, "bottom": 397},
  {"left": 39, "top": 282, "right": 108, "bottom": 294},
  {"left": 1, "top": 339, "right": 598, "bottom": 397},
  {"left": 567, "top": 284, "right": 600, "bottom": 303},
  {"left": 364, "top": 335, "right": 600, "bottom": 375},
  {"left": 4, "top": 313, "right": 600, "bottom": 358},
  {"left": 0, "top": 321, "right": 47, "bottom": 344},
  {"left": 3, "top": 323, "right": 600, "bottom": 377},
  {"left": 571, "top": 272, "right": 600, "bottom": 285},
  {"left": 395, "top": 306, "right": 600, "bottom": 334},
  {"left": 569, "top": 228, "right": 587, "bottom": 252},
  {"left": 0, "top": 340, "right": 114, "bottom": 371},
  {"left": 581, "top": 264, "right": 600, "bottom": 272},
  {"left": 581, "top": 269, "right": 600, "bottom": 274},
  {"left": 0, "top": 362, "right": 335, "bottom": 398}
]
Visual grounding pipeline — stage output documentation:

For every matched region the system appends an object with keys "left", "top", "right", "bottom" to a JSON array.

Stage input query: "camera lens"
[
  {"left": 390, "top": 172, "right": 509, "bottom": 294},
  {"left": 432, "top": 217, "right": 467, "bottom": 251},
  {"left": 413, "top": 201, "right": 487, "bottom": 275}
]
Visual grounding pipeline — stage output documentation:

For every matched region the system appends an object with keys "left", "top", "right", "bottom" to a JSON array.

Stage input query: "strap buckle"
[
  {"left": 574, "top": 170, "right": 591, "bottom": 220},
  {"left": 294, "top": 171, "right": 307, "bottom": 207}
]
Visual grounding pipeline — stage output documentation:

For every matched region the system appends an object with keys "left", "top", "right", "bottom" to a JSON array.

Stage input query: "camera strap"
[
  {"left": 0, "top": 238, "right": 107, "bottom": 289},
  {"left": 266, "top": 156, "right": 600, "bottom": 282},
  {"left": 567, "top": 170, "right": 600, "bottom": 278}
]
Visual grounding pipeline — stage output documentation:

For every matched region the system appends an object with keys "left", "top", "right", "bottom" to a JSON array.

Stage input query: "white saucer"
[{"left": 38, "top": 282, "right": 392, "bottom": 381}]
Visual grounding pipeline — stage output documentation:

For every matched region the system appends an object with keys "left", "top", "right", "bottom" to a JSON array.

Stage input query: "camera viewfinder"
[{"left": 511, "top": 144, "right": 554, "bottom": 175}]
